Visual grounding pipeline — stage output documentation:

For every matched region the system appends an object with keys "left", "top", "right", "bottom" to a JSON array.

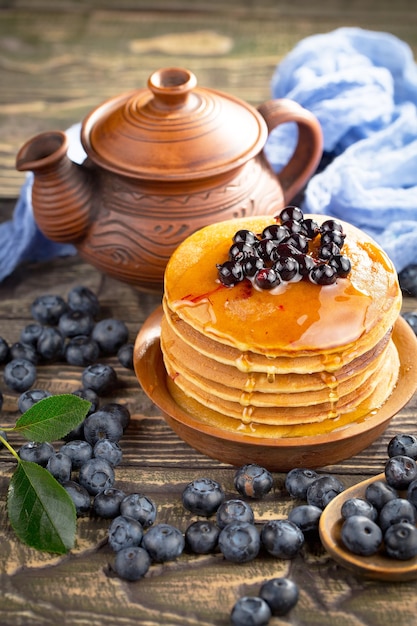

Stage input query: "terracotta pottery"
[
  {"left": 16, "top": 67, "right": 323, "bottom": 292},
  {"left": 134, "top": 308, "right": 417, "bottom": 471}
]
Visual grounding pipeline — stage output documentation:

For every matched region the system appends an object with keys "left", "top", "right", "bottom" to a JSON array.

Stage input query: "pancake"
[{"left": 161, "top": 213, "right": 402, "bottom": 438}]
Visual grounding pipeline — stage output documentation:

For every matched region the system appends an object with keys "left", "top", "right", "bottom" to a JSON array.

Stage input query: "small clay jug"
[{"left": 16, "top": 67, "right": 323, "bottom": 292}]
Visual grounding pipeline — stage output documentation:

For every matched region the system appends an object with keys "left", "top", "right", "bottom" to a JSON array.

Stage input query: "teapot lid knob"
[{"left": 147, "top": 67, "right": 197, "bottom": 109}]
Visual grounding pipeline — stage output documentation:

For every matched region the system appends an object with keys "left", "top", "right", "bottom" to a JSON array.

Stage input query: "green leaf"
[
  {"left": 7, "top": 460, "right": 77, "bottom": 554},
  {"left": 13, "top": 394, "right": 91, "bottom": 442}
]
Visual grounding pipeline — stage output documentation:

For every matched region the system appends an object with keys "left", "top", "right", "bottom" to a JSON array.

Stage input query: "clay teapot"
[{"left": 16, "top": 67, "right": 323, "bottom": 292}]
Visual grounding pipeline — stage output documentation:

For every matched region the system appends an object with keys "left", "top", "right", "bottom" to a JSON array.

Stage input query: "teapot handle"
[{"left": 257, "top": 98, "right": 323, "bottom": 204}]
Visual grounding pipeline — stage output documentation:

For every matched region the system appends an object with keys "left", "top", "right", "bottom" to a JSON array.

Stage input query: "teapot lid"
[{"left": 80, "top": 67, "right": 267, "bottom": 180}]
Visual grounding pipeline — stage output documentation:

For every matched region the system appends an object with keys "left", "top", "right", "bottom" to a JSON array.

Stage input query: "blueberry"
[
  {"left": 17, "top": 388, "right": 52, "bottom": 413},
  {"left": 218, "top": 521, "right": 260, "bottom": 563},
  {"left": 78, "top": 457, "right": 115, "bottom": 495},
  {"left": 93, "top": 488, "right": 126, "bottom": 519},
  {"left": 301, "top": 218, "right": 320, "bottom": 239},
  {"left": 384, "top": 522, "right": 417, "bottom": 560},
  {"left": 18, "top": 441, "right": 55, "bottom": 466},
  {"left": 379, "top": 498, "right": 416, "bottom": 533},
  {"left": 31, "top": 294, "right": 67, "bottom": 325},
  {"left": 234, "top": 464, "right": 273, "bottom": 499},
  {"left": 385, "top": 455, "right": 417, "bottom": 489},
  {"left": 261, "top": 223, "right": 289, "bottom": 243},
  {"left": 185, "top": 521, "right": 220, "bottom": 554},
  {"left": 67, "top": 285, "right": 100, "bottom": 317},
  {"left": 62, "top": 480, "right": 91, "bottom": 516},
  {"left": 58, "top": 310, "right": 94, "bottom": 338},
  {"left": 306, "top": 475, "right": 344, "bottom": 509},
  {"left": 341, "top": 515, "right": 383, "bottom": 556},
  {"left": 65, "top": 335, "right": 100, "bottom": 366},
  {"left": 341, "top": 497, "right": 378, "bottom": 521},
  {"left": 4, "top": 358, "right": 37, "bottom": 392},
  {"left": 320, "top": 219, "right": 344, "bottom": 234},
  {"left": 329, "top": 254, "right": 351, "bottom": 278},
  {"left": 182, "top": 477, "right": 225, "bottom": 517},
  {"left": 99, "top": 403, "right": 131, "bottom": 431},
  {"left": 402, "top": 311, "right": 417, "bottom": 333},
  {"left": 254, "top": 267, "right": 280, "bottom": 290},
  {"left": 10, "top": 341, "right": 38, "bottom": 364},
  {"left": 259, "top": 577, "right": 299, "bottom": 616},
  {"left": 60, "top": 440, "right": 93, "bottom": 469},
  {"left": 285, "top": 468, "right": 318, "bottom": 499},
  {"left": 273, "top": 256, "right": 300, "bottom": 282},
  {"left": 217, "top": 260, "right": 244, "bottom": 287},
  {"left": 278, "top": 206, "right": 304, "bottom": 223},
  {"left": 93, "top": 439, "right": 123, "bottom": 467},
  {"left": 117, "top": 343, "right": 134, "bottom": 370},
  {"left": 141, "top": 523, "right": 185, "bottom": 563},
  {"left": 365, "top": 479, "right": 398, "bottom": 511},
  {"left": 387, "top": 434, "right": 417, "bottom": 460},
  {"left": 288, "top": 504, "right": 322, "bottom": 536},
  {"left": 261, "top": 519, "right": 304, "bottom": 559},
  {"left": 20, "top": 323, "right": 43, "bottom": 347},
  {"left": 113, "top": 546, "right": 151, "bottom": 581},
  {"left": 83, "top": 409, "right": 124, "bottom": 446},
  {"left": 71, "top": 387, "right": 99, "bottom": 416},
  {"left": 228, "top": 241, "right": 255, "bottom": 263},
  {"left": 91, "top": 318, "right": 129, "bottom": 355},
  {"left": 233, "top": 229, "right": 258, "bottom": 245},
  {"left": 407, "top": 478, "right": 417, "bottom": 508},
  {"left": 0, "top": 429, "right": 7, "bottom": 447},
  {"left": 46, "top": 451, "right": 72, "bottom": 483},
  {"left": 36, "top": 327, "right": 65, "bottom": 361},
  {"left": 230, "top": 597, "right": 271, "bottom": 626},
  {"left": 120, "top": 493, "right": 157, "bottom": 528},
  {"left": 0, "top": 336, "right": 10, "bottom": 364},
  {"left": 108, "top": 515, "right": 143, "bottom": 552},
  {"left": 399, "top": 266, "right": 417, "bottom": 297},
  {"left": 309, "top": 263, "right": 337, "bottom": 285},
  {"left": 216, "top": 499, "right": 254, "bottom": 529},
  {"left": 81, "top": 363, "right": 117, "bottom": 395}
]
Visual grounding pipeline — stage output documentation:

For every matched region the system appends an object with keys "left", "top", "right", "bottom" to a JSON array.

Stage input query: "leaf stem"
[{"left": 0, "top": 434, "right": 20, "bottom": 462}]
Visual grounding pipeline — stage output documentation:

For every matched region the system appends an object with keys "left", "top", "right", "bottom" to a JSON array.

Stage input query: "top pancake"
[{"left": 164, "top": 215, "right": 401, "bottom": 359}]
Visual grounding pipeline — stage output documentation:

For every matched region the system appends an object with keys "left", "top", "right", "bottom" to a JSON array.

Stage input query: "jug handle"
[{"left": 257, "top": 98, "right": 323, "bottom": 204}]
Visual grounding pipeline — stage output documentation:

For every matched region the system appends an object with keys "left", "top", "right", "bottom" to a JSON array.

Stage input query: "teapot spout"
[{"left": 16, "top": 131, "right": 92, "bottom": 244}]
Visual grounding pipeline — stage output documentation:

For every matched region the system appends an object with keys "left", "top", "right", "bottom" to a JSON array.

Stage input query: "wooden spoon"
[{"left": 319, "top": 473, "right": 417, "bottom": 581}]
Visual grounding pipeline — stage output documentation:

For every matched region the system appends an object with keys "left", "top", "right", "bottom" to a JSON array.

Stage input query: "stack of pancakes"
[{"left": 161, "top": 216, "right": 402, "bottom": 438}]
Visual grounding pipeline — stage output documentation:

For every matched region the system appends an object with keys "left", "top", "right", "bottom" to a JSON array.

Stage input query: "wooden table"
[{"left": 1, "top": 3, "right": 417, "bottom": 625}]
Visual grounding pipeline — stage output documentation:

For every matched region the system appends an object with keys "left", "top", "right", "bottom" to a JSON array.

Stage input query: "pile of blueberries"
[
  {"left": 216, "top": 206, "right": 352, "bottom": 289},
  {"left": 339, "top": 435, "right": 417, "bottom": 560}
]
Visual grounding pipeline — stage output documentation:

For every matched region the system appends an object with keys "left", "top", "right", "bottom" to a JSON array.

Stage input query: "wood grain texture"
[
  {"left": 1, "top": 1, "right": 417, "bottom": 197},
  {"left": 2, "top": 3, "right": 417, "bottom": 623}
]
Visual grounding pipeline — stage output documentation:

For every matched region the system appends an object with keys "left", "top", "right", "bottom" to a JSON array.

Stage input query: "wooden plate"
[
  {"left": 319, "top": 473, "right": 417, "bottom": 581},
  {"left": 133, "top": 308, "right": 417, "bottom": 471}
]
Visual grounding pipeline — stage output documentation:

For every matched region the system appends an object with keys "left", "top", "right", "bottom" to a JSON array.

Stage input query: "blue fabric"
[
  {"left": 2, "top": 27, "right": 417, "bottom": 281},
  {"left": 264, "top": 27, "right": 417, "bottom": 272}
]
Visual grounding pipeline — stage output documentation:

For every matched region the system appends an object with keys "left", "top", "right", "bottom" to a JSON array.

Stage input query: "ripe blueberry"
[
  {"left": 234, "top": 464, "right": 273, "bottom": 499},
  {"left": 113, "top": 546, "right": 151, "bottom": 581},
  {"left": 219, "top": 521, "right": 260, "bottom": 563},
  {"left": 78, "top": 457, "right": 115, "bottom": 495},
  {"left": 261, "top": 519, "right": 304, "bottom": 559},
  {"left": 108, "top": 515, "right": 143, "bottom": 552},
  {"left": 230, "top": 597, "right": 271, "bottom": 626},
  {"left": 259, "top": 577, "right": 299, "bottom": 616},
  {"left": 141, "top": 523, "right": 185, "bottom": 563},
  {"left": 182, "top": 477, "right": 225, "bottom": 517}
]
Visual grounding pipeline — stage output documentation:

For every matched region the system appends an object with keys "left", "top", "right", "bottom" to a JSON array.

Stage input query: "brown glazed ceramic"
[
  {"left": 16, "top": 67, "right": 323, "bottom": 292},
  {"left": 320, "top": 473, "right": 417, "bottom": 581},
  {"left": 134, "top": 308, "right": 417, "bottom": 471}
]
